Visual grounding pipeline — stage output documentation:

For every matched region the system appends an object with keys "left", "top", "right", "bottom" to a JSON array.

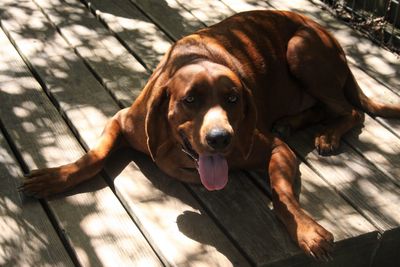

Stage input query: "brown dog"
[{"left": 20, "top": 10, "right": 400, "bottom": 259}]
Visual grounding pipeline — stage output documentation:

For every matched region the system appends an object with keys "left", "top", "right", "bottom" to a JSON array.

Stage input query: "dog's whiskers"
[{"left": 181, "top": 148, "right": 199, "bottom": 168}]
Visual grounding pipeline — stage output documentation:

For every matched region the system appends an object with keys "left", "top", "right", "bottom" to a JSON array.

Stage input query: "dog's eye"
[
  {"left": 227, "top": 95, "right": 238, "bottom": 103},
  {"left": 184, "top": 95, "right": 195, "bottom": 104}
]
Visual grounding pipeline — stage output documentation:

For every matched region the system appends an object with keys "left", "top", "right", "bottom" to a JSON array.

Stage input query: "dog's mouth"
[
  {"left": 180, "top": 132, "right": 199, "bottom": 162},
  {"left": 179, "top": 131, "right": 228, "bottom": 191}
]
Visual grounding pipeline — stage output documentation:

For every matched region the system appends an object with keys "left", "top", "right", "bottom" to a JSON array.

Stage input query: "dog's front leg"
[
  {"left": 19, "top": 109, "right": 129, "bottom": 198},
  {"left": 268, "top": 137, "right": 334, "bottom": 260}
]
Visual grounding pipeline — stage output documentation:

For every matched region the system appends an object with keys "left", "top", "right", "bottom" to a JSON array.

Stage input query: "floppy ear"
[
  {"left": 145, "top": 86, "right": 170, "bottom": 161},
  {"left": 238, "top": 82, "right": 257, "bottom": 160}
]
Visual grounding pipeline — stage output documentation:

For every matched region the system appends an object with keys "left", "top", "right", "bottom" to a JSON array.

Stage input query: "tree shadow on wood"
[{"left": 104, "top": 146, "right": 304, "bottom": 265}]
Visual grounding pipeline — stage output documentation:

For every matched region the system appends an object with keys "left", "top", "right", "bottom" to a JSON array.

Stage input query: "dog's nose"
[{"left": 206, "top": 128, "right": 232, "bottom": 150}]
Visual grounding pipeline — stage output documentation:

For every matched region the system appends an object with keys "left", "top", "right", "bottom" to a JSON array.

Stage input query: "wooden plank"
[
  {"left": 0, "top": 128, "right": 74, "bottom": 266},
  {"left": 222, "top": 0, "right": 400, "bottom": 94},
  {"left": 190, "top": 172, "right": 301, "bottom": 265},
  {"left": 2, "top": 0, "right": 251, "bottom": 265},
  {"left": 111, "top": 152, "right": 375, "bottom": 267},
  {"left": 129, "top": 0, "right": 204, "bottom": 38},
  {"left": 348, "top": 63, "right": 400, "bottom": 138},
  {"left": 0, "top": 31, "right": 74, "bottom": 267},
  {"left": 289, "top": 128, "right": 400, "bottom": 230},
  {"left": 105, "top": 149, "right": 251, "bottom": 266},
  {"left": 193, "top": 170, "right": 378, "bottom": 267},
  {"left": 33, "top": 0, "right": 149, "bottom": 107},
  {"left": 0, "top": 3, "right": 164, "bottom": 267},
  {"left": 345, "top": 115, "right": 400, "bottom": 187},
  {"left": 289, "top": 128, "right": 400, "bottom": 265},
  {"left": 82, "top": 0, "right": 172, "bottom": 70},
  {"left": 174, "top": 0, "right": 234, "bottom": 26},
  {"left": 249, "top": 164, "right": 378, "bottom": 266}
]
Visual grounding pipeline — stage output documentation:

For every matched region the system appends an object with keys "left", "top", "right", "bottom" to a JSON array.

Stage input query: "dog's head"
[{"left": 146, "top": 61, "right": 257, "bottom": 190}]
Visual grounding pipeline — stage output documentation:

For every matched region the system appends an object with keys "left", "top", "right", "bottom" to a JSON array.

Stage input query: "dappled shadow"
[
  {"left": 1, "top": 0, "right": 399, "bottom": 265},
  {"left": 266, "top": 0, "right": 399, "bottom": 92},
  {"left": 0, "top": 0, "right": 171, "bottom": 265},
  {"left": 103, "top": 147, "right": 254, "bottom": 265},
  {"left": 288, "top": 125, "right": 400, "bottom": 231},
  {"left": 103, "top": 147, "right": 301, "bottom": 265},
  {"left": 128, "top": 0, "right": 204, "bottom": 38},
  {"left": 0, "top": 138, "right": 75, "bottom": 266}
]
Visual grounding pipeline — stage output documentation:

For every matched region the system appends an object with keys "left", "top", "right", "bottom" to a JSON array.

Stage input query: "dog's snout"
[{"left": 206, "top": 128, "right": 232, "bottom": 150}]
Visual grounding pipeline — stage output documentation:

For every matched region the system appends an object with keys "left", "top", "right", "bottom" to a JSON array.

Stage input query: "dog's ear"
[
  {"left": 238, "top": 82, "right": 257, "bottom": 160},
  {"left": 145, "top": 86, "right": 170, "bottom": 161}
]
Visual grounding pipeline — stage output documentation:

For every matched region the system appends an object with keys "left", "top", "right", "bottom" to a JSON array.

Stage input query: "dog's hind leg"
[
  {"left": 19, "top": 108, "right": 129, "bottom": 198},
  {"left": 286, "top": 25, "right": 365, "bottom": 155},
  {"left": 268, "top": 137, "right": 334, "bottom": 260}
]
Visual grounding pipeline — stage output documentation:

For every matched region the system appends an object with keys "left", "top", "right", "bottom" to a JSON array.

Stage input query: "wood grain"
[
  {"left": 0, "top": 125, "right": 74, "bottom": 266},
  {"left": 84, "top": 0, "right": 173, "bottom": 70},
  {"left": 0, "top": 3, "right": 163, "bottom": 266},
  {"left": 1, "top": 0, "right": 250, "bottom": 265},
  {"left": 34, "top": 0, "right": 149, "bottom": 106},
  {"left": 129, "top": 0, "right": 204, "bottom": 38}
]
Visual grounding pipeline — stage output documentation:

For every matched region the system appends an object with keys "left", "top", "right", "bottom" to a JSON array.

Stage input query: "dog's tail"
[{"left": 345, "top": 70, "right": 400, "bottom": 118}]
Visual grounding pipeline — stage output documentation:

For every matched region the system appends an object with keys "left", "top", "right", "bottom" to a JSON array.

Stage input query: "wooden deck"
[{"left": 0, "top": 0, "right": 399, "bottom": 266}]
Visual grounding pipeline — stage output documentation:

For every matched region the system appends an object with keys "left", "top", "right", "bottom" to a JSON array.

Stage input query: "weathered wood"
[
  {"left": 290, "top": 129, "right": 400, "bottom": 218},
  {"left": 289, "top": 128, "right": 400, "bottom": 266},
  {"left": 0, "top": 128, "right": 74, "bottom": 266},
  {"left": 190, "top": 172, "right": 301, "bottom": 266},
  {"left": 34, "top": 0, "right": 149, "bottom": 107},
  {"left": 345, "top": 115, "right": 400, "bottom": 187},
  {"left": 0, "top": 3, "right": 163, "bottom": 266},
  {"left": 0, "top": 31, "right": 74, "bottom": 267},
  {"left": 1, "top": 1, "right": 251, "bottom": 265},
  {"left": 174, "top": 0, "right": 234, "bottom": 26},
  {"left": 105, "top": 150, "right": 251, "bottom": 266},
  {"left": 192, "top": 169, "right": 378, "bottom": 267},
  {"left": 129, "top": 0, "right": 204, "bottom": 39},
  {"left": 82, "top": 0, "right": 172, "bottom": 70},
  {"left": 248, "top": 165, "right": 378, "bottom": 266},
  {"left": 348, "top": 63, "right": 400, "bottom": 138}
]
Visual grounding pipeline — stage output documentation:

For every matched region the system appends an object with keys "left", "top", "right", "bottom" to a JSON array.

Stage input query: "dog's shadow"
[{"left": 101, "top": 147, "right": 251, "bottom": 263}]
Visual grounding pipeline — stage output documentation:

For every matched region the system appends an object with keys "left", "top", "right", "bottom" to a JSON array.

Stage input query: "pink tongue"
[{"left": 198, "top": 154, "right": 228, "bottom": 191}]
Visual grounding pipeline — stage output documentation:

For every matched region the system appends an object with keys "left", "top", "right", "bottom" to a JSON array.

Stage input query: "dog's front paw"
[
  {"left": 18, "top": 164, "right": 78, "bottom": 198},
  {"left": 314, "top": 131, "right": 340, "bottom": 156},
  {"left": 296, "top": 214, "right": 334, "bottom": 261}
]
